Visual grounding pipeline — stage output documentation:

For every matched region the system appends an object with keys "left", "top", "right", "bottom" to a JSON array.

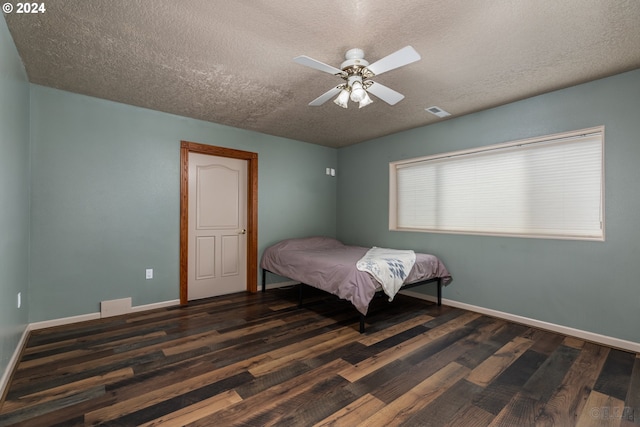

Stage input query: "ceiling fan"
[{"left": 294, "top": 46, "right": 421, "bottom": 109}]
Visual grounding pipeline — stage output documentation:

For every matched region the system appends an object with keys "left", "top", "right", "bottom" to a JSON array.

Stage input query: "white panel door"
[{"left": 188, "top": 152, "right": 247, "bottom": 300}]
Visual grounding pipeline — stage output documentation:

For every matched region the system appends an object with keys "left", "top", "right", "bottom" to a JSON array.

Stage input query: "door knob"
[{"left": 239, "top": 229, "right": 247, "bottom": 234}]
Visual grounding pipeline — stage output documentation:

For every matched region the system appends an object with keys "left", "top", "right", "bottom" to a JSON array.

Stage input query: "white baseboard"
[
  {"left": 29, "top": 312, "right": 101, "bottom": 330},
  {"left": 400, "top": 290, "right": 640, "bottom": 353},
  {"left": 130, "top": 299, "right": 180, "bottom": 313},
  {"left": 0, "top": 325, "right": 30, "bottom": 402},
  {"left": 263, "top": 280, "right": 298, "bottom": 290},
  {"left": 29, "top": 299, "right": 180, "bottom": 330}
]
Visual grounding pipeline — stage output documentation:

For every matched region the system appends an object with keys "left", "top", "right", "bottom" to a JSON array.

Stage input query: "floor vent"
[{"left": 101, "top": 297, "right": 132, "bottom": 318}]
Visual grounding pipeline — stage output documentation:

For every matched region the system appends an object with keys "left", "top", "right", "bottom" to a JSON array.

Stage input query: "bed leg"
[
  {"left": 262, "top": 269, "right": 266, "bottom": 292},
  {"left": 437, "top": 278, "right": 442, "bottom": 306},
  {"left": 359, "top": 314, "right": 365, "bottom": 333},
  {"left": 298, "top": 283, "right": 303, "bottom": 308}
]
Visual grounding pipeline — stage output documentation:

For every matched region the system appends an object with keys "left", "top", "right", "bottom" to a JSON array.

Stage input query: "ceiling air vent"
[{"left": 425, "top": 106, "right": 451, "bottom": 118}]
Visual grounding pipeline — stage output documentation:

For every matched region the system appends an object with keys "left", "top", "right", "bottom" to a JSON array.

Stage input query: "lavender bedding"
[{"left": 260, "top": 237, "right": 452, "bottom": 315}]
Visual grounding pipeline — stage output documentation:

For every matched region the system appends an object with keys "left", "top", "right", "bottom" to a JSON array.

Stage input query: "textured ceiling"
[{"left": 4, "top": 0, "right": 640, "bottom": 148}]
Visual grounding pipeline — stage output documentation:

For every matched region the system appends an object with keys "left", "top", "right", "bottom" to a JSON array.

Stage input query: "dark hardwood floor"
[{"left": 1, "top": 286, "right": 638, "bottom": 426}]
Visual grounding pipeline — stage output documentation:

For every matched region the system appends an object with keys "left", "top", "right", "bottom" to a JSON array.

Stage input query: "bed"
[{"left": 260, "top": 237, "right": 452, "bottom": 332}]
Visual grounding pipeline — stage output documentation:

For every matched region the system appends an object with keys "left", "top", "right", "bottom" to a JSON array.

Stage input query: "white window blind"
[{"left": 390, "top": 127, "right": 604, "bottom": 240}]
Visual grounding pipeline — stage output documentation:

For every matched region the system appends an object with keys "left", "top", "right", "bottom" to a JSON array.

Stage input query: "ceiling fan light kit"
[
  {"left": 357, "top": 91, "right": 374, "bottom": 108},
  {"left": 334, "top": 89, "right": 350, "bottom": 108},
  {"left": 294, "top": 46, "right": 421, "bottom": 109}
]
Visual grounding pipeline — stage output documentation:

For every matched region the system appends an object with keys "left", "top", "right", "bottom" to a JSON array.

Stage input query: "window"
[{"left": 389, "top": 127, "right": 604, "bottom": 240}]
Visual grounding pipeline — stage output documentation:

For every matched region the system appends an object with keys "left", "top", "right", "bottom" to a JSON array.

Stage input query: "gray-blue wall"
[
  {"left": 3, "top": 9, "right": 639, "bottom": 388},
  {"left": 28, "top": 85, "right": 337, "bottom": 322},
  {"left": 0, "top": 17, "right": 30, "bottom": 382},
  {"left": 337, "top": 69, "right": 640, "bottom": 343}
]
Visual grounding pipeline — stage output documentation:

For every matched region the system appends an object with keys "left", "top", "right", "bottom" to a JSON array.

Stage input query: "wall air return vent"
[{"left": 425, "top": 106, "right": 451, "bottom": 118}]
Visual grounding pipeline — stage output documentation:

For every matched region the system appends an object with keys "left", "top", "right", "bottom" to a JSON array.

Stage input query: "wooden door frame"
[{"left": 180, "top": 141, "right": 258, "bottom": 305}]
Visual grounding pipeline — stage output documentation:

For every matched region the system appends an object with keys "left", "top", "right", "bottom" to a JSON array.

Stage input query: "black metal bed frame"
[{"left": 262, "top": 269, "right": 442, "bottom": 333}]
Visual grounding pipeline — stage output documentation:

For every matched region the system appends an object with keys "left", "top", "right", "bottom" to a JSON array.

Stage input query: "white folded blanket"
[{"left": 356, "top": 247, "right": 416, "bottom": 301}]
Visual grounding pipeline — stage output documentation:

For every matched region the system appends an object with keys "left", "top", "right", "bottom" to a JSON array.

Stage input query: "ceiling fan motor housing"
[{"left": 341, "top": 48, "right": 370, "bottom": 74}]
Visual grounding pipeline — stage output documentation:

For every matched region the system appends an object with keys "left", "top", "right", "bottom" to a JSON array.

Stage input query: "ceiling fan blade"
[
  {"left": 366, "top": 46, "right": 421, "bottom": 76},
  {"left": 294, "top": 55, "right": 343, "bottom": 75},
  {"left": 308, "top": 86, "right": 342, "bottom": 106},
  {"left": 366, "top": 81, "right": 405, "bottom": 105}
]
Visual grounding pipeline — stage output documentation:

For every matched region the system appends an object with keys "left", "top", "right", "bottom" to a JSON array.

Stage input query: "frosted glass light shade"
[
  {"left": 333, "top": 89, "right": 350, "bottom": 108},
  {"left": 358, "top": 91, "right": 373, "bottom": 108},
  {"left": 350, "top": 81, "right": 366, "bottom": 102}
]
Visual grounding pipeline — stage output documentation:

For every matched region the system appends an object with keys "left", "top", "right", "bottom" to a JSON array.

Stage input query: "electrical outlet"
[{"left": 145, "top": 269, "right": 153, "bottom": 280}]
